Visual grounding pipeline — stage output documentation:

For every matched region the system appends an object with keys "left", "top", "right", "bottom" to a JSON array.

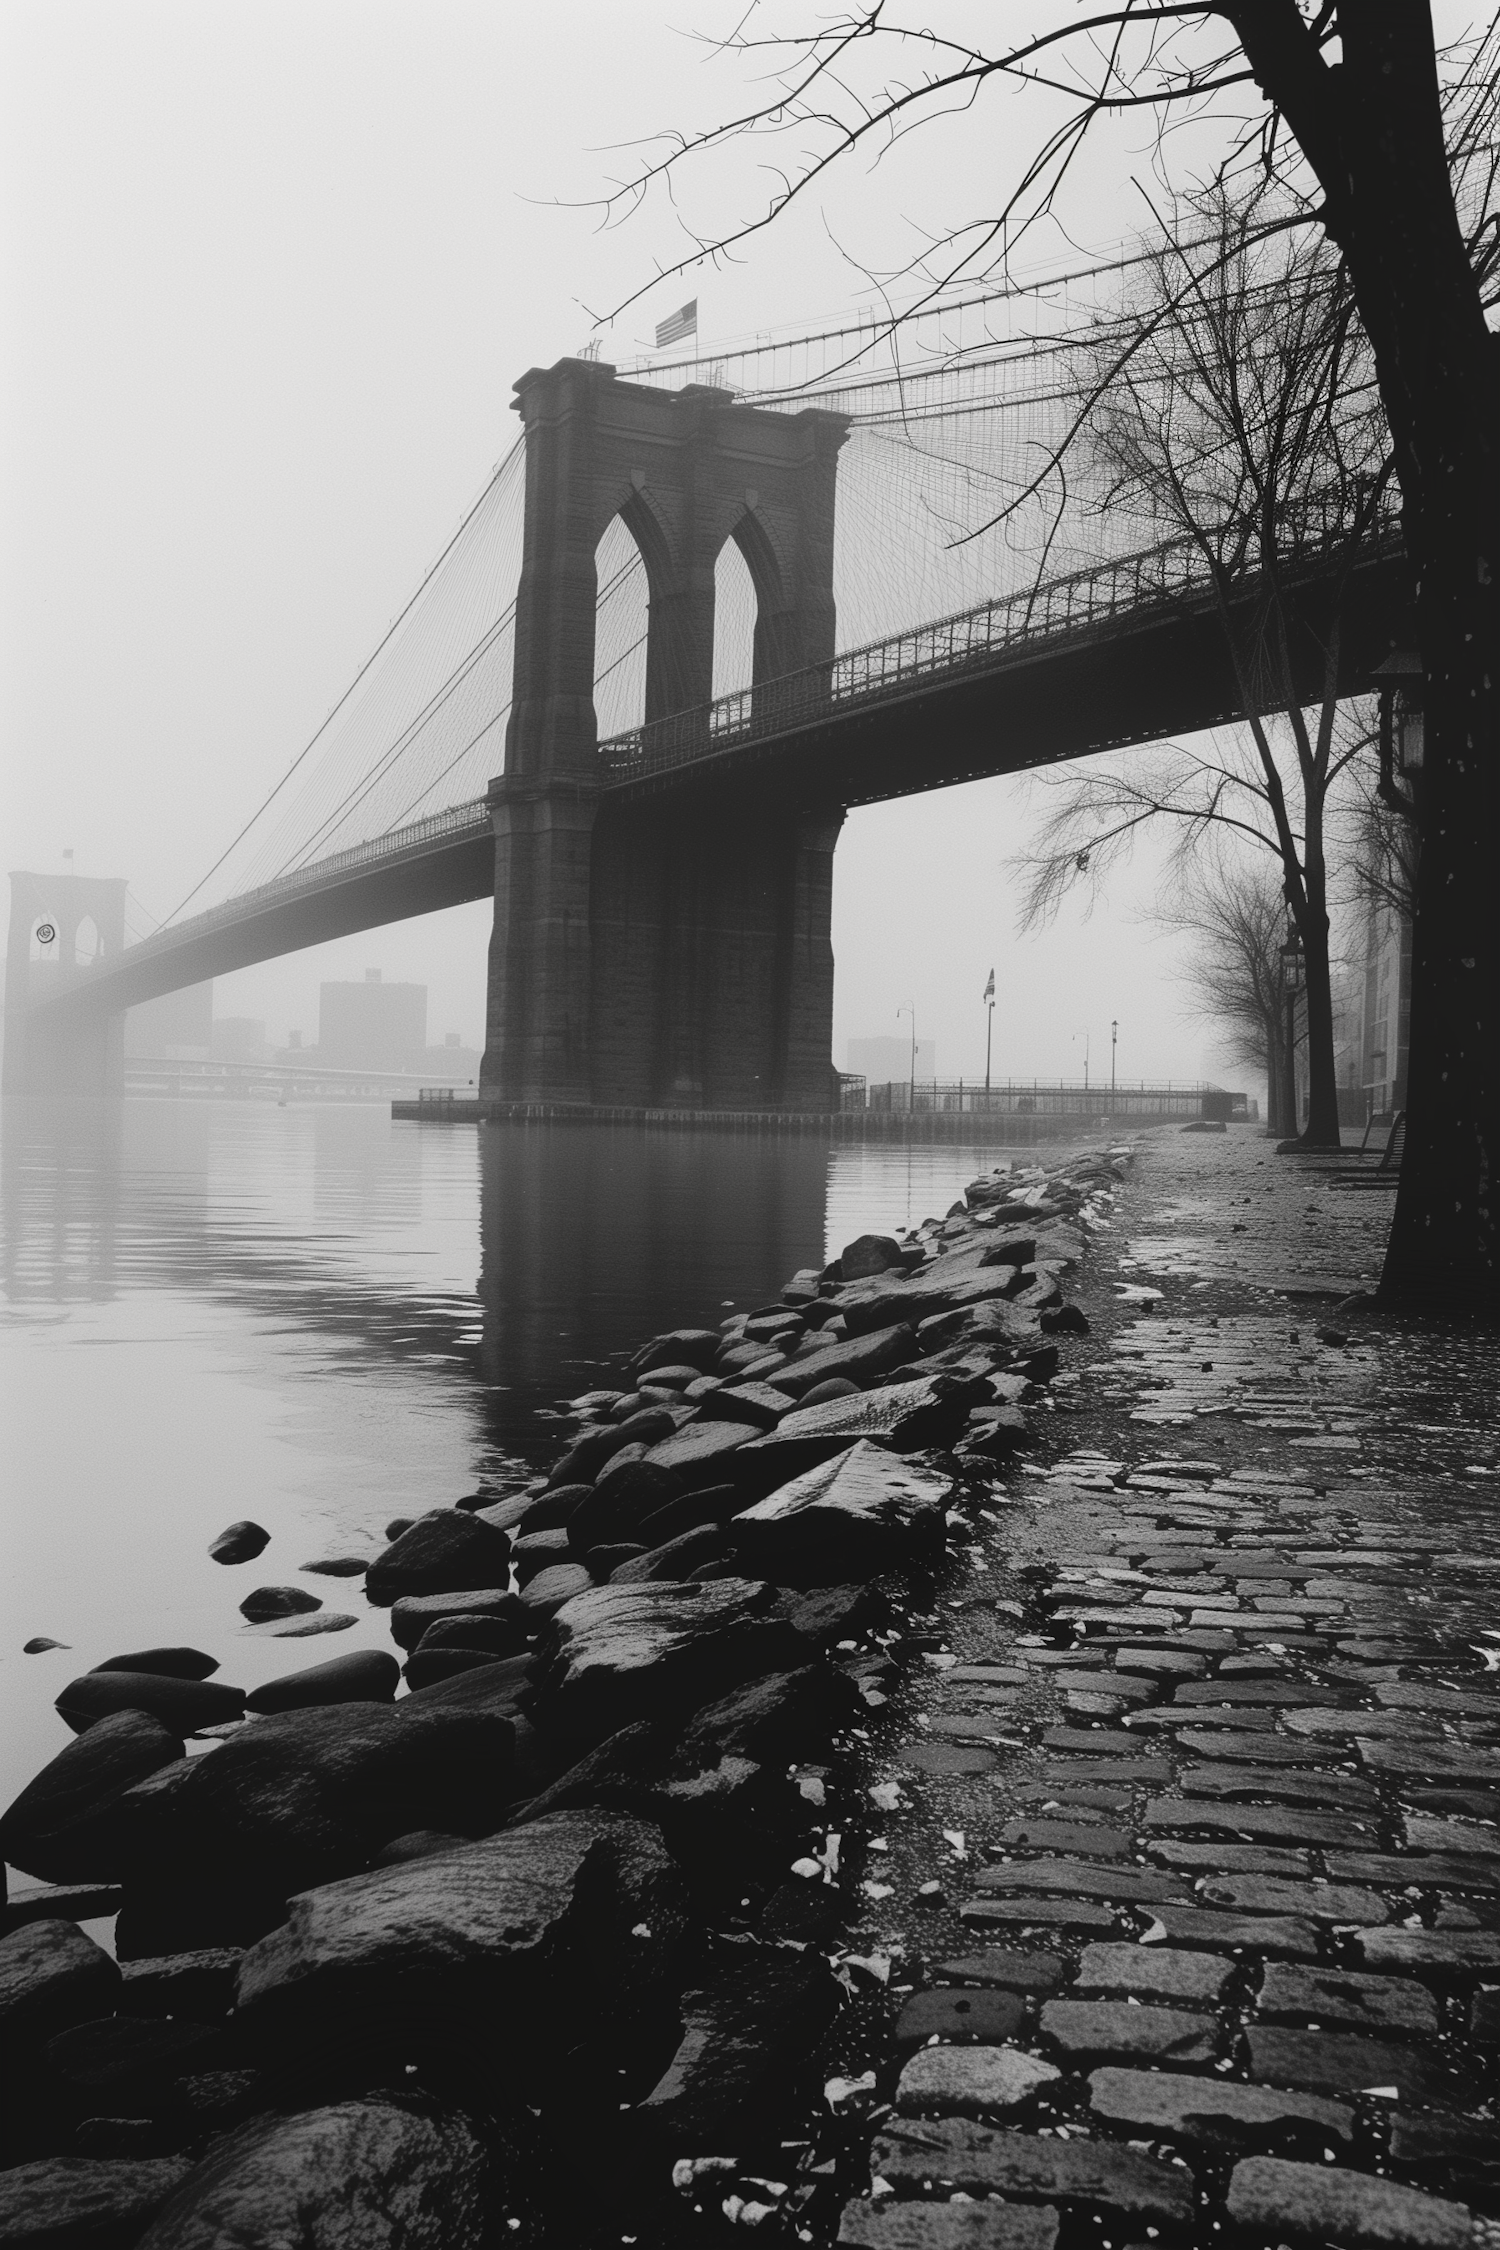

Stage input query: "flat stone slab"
[
  {"left": 995, "top": 1818, "right": 1131, "bottom": 1858},
  {"left": 1177, "top": 1762, "right": 1379, "bottom": 1810},
  {"left": 1225, "top": 2155, "right": 1472, "bottom": 2250},
  {"left": 1150, "top": 1841, "right": 1312, "bottom": 1877},
  {"left": 1327, "top": 1850, "right": 1500, "bottom": 1891},
  {"left": 869, "top": 2118, "right": 1192, "bottom": 2225},
  {"left": 1403, "top": 1815, "right": 1500, "bottom": 1859},
  {"left": 933, "top": 1951, "right": 1065, "bottom": 1995},
  {"left": 1087, "top": 2065, "right": 1353, "bottom": 2146},
  {"left": 1147, "top": 1905, "right": 1321, "bottom": 1958},
  {"left": 839, "top": 2200, "right": 1059, "bottom": 2250},
  {"left": 1359, "top": 1738, "right": 1500, "bottom": 1785},
  {"left": 971, "top": 1861, "right": 1187, "bottom": 1906},
  {"left": 894, "top": 1988, "right": 1025, "bottom": 2051},
  {"left": 900, "top": 1743, "right": 998, "bottom": 1777},
  {"left": 537, "top": 1577, "right": 801, "bottom": 1746},
  {"left": 1173, "top": 1728, "right": 1331, "bottom": 1763},
  {"left": 1143, "top": 1799, "right": 1374, "bottom": 1849},
  {"left": 1040, "top": 1755, "right": 1172, "bottom": 1784},
  {"left": 959, "top": 1897, "right": 1118, "bottom": 1935},
  {"left": 1354, "top": 1926, "right": 1500, "bottom": 1973},
  {"left": 732, "top": 1437, "right": 953, "bottom": 1572},
  {"left": 1039, "top": 1999, "right": 1217, "bottom": 2065},
  {"left": 1244, "top": 2025, "right": 1450, "bottom": 2102},
  {"left": 1199, "top": 1875, "right": 1389, "bottom": 1923},
  {"left": 894, "top": 2044, "right": 1060, "bottom": 2117},
  {"left": 1074, "top": 1943, "right": 1232, "bottom": 2005},
  {"left": 1255, "top": 1965, "right": 1440, "bottom": 2038}
]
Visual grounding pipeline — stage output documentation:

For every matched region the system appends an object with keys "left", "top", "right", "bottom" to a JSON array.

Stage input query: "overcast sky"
[{"left": 2, "top": 0, "right": 1254, "bottom": 1091}]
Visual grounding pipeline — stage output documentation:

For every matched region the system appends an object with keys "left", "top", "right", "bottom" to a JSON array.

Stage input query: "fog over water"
[{"left": 0, "top": 1098, "right": 1035, "bottom": 1811}]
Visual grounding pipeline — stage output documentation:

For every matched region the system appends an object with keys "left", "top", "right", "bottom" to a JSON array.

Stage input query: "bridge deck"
[{"left": 32, "top": 509, "right": 1407, "bottom": 1022}]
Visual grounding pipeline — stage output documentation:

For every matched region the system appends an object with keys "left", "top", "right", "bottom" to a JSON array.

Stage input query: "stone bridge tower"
[
  {"left": 4, "top": 871, "right": 128, "bottom": 1095},
  {"left": 481, "top": 358, "right": 849, "bottom": 1108}
]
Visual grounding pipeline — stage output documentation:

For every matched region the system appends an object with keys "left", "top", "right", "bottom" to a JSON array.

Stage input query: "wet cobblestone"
[{"left": 819, "top": 1125, "right": 1500, "bottom": 2248}]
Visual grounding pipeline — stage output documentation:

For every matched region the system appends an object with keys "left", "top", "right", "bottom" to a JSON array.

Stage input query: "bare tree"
[
  {"left": 1158, "top": 852, "right": 1289, "bottom": 1133},
  {"left": 1012, "top": 191, "right": 1385, "bottom": 1148},
  {"left": 610, "top": 9, "right": 1500, "bottom": 1307}
]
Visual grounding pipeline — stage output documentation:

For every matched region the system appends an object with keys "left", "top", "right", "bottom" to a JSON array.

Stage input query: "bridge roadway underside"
[
  {"left": 488, "top": 551, "right": 1405, "bottom": 1109},
  {"left": 20, "top": 549, "right": 1404, "bottom": 1104}
]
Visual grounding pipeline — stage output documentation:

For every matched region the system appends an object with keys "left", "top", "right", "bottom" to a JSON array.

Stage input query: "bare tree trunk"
[
  {"left": 1264, "top": 1004, "right": 1283, "bottom": 1139},
  {"left": 1299, "top": 907, "right": 1342, "bottom": 1148},
  {"left": 1230, "top": 5, "right": 1500, "bottom": 1300}
]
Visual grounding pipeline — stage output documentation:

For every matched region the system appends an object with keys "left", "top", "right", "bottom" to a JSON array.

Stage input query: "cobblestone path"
[{"left": 827, "top": 1126, "right": 1500, "bottom": 2250}]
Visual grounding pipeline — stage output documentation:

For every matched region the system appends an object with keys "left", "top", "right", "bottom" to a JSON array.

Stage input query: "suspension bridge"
[{"left": 6, "top": 254, "right": 1410, "bottom": 1106}]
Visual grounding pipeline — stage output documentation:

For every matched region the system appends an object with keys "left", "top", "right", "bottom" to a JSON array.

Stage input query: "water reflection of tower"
[
  {"left": 1, "top": 1098, "right": 126, "bottom": 1304},
  {"left": 476, "top": 1124, "right": 828, "bottom": 1456}
]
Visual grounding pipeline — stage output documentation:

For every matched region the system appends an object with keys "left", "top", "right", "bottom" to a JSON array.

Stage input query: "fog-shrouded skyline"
[{"left": 2, "top": 0, "right": 1264, "bottom": 1096}]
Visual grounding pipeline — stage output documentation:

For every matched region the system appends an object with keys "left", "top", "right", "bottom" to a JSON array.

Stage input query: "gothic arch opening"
[
  {"left": 592, "top": 515, "right": 650, "bottom": 739},
  {"left": 74, "top": 914, "right": 102, "bottom": 967},
  {"left": 712, "top": 537, "right": 757, "bottom": 702}
]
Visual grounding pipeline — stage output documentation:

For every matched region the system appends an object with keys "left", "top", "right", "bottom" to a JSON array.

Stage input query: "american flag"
[
  {"left": 655, "top": 299, "right": 698, "bottom": 349},
  {"left": 983, "top": 967, "right": 996, "bottom": 1002}
]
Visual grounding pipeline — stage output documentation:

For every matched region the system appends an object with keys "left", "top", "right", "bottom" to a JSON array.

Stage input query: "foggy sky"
[{"left": 2, "top": 0, "right": 1250, "bottom": 1093}]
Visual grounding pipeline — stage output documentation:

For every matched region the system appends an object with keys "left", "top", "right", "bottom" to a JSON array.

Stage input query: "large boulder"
[
  {"left": 365, "top": 1514, "right": 513, "bottom": 1607},
  {"left": 735, "top": 1376, "right": 987, "bottom": 1486},
  {"left": 54, "top": 1672, "right": 245, "bottom": 1737},
  {"left": 233, "top": 1812, "right": 688, "bottom": 2083},
  {"left": 637, "top": 1951, "right": 841, "bottom": 2144},
  {"left": 0, "top": 2158, "right": 192, "bottom": 2248},
  {"left": 91, "top": 1649, "right": 218, "bottom": 1681},
  {"left": 546, "top": 1409, "right": 678, "bottom": 1490},
  {"left": 531, "top": 1579, "right": 804, "bottom": 1750},
  {"left": 244, "top": 1650, "right": 400, "bottom": 1715},
  {"left": 0, "top": 1711, "right": 184, "bottom": 1884},
  {"left": 639, "top": 1420, "right": 765, "bottom": 1493},
  {"left": 135, "top": 2098, "right": 510, "bottom": 2250},
  {"left": 115, "top": 1696, "right": 521, "bottom": 1902},
  {"left": 629, "top": 1329, "right": 723, "bottom": 1379},
  {"left": 389, "top": 1590, "right": 522, "bottom": 1653},
  {"left": 565, "top": 1461, "right": 683, "bottom": 1553},
  {"left": 838, "top": 1234, "right": 907, "bottom": 1280},
  {"left": 729, "top": 1441, "right": 952, "bottom": 1583},
  {"left": 0, "top": 1919, "right": 120, "bottom": 2046},
  {"left": 834, "top": 1266, "right": 1025, "bottom": 1339},
  {"left": 918, "top": 1297, "right": 1045, "bottom": 1354},
  {"left": 42, "top": 2016, "right": 221, "bottom": 2116},
  {"left": 208, "top": 1521, "right": 269, "bottom": 1565},
  {"left": 771, "top": 1323, "right": 919, "bottom": 1400}
]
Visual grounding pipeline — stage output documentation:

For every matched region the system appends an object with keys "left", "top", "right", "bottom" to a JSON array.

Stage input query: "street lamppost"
[
  {"left": 897, "top": 1003, "right": 917, "bottom": 1113},
  {"left": 983, "top": 967, "right": 995, "bottom": 1097},
  {"left": 1111, "top": 1019, "right": 1118, "bottom": 1098},
  {"left": 1279, "top": 928, "right": 1305, "bottom": 1141}
]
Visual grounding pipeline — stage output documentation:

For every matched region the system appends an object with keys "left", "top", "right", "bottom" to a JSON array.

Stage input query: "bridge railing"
[
  {"left": 115, "top": 797, "right": 493, "bottom": 965},
  {"left": 597, "top": 490, "right": 1403, "bottom": 784}
]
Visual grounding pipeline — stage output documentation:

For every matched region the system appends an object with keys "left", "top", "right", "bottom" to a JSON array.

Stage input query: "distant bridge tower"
[
  {"left": 482, "top": 358, "right": 849, "bottom": 1108},
  {"left": 4, "top": 872, "right": 128, "bottom": 1096}
]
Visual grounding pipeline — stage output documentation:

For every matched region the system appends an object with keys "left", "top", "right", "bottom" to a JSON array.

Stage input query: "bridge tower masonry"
[
  {"left": 482, "top": 357, "right": 849, "bottom": 1109},
  {"left": 4, "top": 872, "right": 128, "bottom": 1096}
]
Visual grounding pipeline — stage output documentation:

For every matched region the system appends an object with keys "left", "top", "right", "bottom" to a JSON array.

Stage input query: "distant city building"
[
  {"left": 211, "top": 1017, "right": 268, "bottom": 1062},
  {"left": 124, "top": 981, "right": 212, "bottom": 1059},
  {"left": 846, "top": 1034, "right": 937, "bottom": 1085},
  {"left": 318, "top": 969, "right": 426, "bottom": 1073}
]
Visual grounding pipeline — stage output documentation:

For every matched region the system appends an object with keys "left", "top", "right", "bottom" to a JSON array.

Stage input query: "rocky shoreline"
[{"left": 0, "top": 1148, "right": 1122, "bottom": 2246}]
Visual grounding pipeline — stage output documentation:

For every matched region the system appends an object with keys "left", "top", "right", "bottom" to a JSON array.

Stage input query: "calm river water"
[{"left": 0, "top": 1098, "right": 1022, "bottom": 1815}]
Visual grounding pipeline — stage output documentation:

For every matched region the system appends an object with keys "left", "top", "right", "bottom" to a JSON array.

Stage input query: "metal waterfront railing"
[
  {"left": 597, "top": 492, "right": 1404, "bottom": 785},
  {"left": 856, "top": 1078, "right": 1244, "bottom": 1120}
]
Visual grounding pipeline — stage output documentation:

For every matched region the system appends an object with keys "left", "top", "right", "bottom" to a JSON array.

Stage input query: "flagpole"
[{"left": 983, "top": 967, "right": 995, "bottom": 1097}]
